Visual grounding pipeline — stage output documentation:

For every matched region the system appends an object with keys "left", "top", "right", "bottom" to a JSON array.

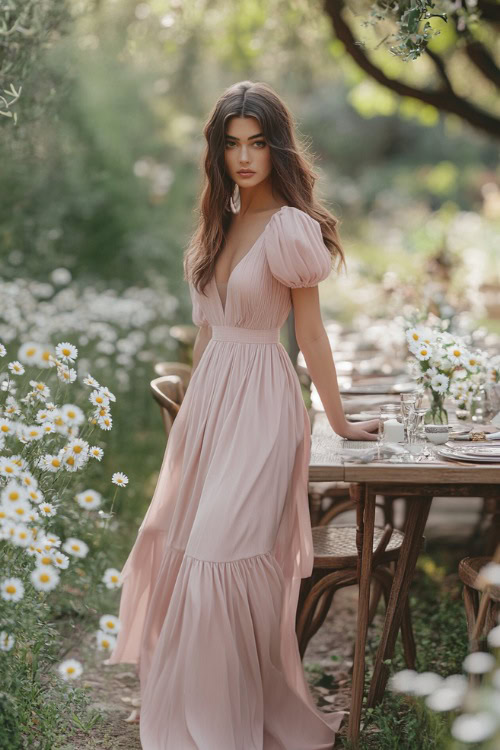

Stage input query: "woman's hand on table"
[{"left": 335, "top": 419, "right": 379, "bottom": 441}]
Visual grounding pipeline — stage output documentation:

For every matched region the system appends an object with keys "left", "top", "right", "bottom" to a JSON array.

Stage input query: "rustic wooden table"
[{"left": 309, "top": 411, "right": 500, "bottom": 746}]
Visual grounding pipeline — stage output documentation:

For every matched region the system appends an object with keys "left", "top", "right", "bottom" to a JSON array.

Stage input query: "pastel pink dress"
[{"left": 105, "top": 206, "right": 346, "bottom": 749}]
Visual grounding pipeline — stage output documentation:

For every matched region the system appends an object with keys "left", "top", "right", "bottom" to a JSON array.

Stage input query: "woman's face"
[{"left": 224, "top": 116, "right": 272, "bottom": 189}]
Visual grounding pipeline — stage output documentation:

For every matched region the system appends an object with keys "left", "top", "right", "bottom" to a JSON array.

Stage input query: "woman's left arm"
[{"left": 291, "top": 286, "right": 378, "bottom": 440}]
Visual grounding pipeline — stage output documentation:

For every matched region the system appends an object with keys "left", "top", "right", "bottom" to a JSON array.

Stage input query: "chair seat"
[
  {"left": 312, "top": 524, "right": 405, "bottom": 569},
  {"left": 459, "top": 556, "right": 500, "bottom": 601}
]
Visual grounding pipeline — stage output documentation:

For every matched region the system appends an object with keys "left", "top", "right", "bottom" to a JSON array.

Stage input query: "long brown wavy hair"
[{"left": 184, "top": 80, "right": 346, "bottom": 296}]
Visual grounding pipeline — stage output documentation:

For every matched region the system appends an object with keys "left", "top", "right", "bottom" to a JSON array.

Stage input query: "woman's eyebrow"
[{"left": 225, "top": 133, "right": 264, "bottom": 140}]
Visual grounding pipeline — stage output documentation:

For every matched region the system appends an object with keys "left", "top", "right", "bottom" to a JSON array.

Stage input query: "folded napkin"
[
  {"left": 341, "top": 442, "right": 408, "bottom": 464},
  {"left": 450, "top": 430, "right": 500, "bottom": 442}
]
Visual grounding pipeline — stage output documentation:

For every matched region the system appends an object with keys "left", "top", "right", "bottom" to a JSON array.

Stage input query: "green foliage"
[{"left": 0, "top": 0, "right": 75, "bottom": 123}]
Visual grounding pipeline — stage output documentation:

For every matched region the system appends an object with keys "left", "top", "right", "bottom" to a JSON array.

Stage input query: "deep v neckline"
[{"left": 214, "top": 206, "right": 286, "bottom": 317}]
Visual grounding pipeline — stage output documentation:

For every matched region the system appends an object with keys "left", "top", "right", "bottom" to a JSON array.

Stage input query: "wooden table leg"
[
  {"left": 367, "top": 493, "right": 433, "bottom": 708},
  {"left": 347, "top": 483, "right": 376, "bottom": 746}
]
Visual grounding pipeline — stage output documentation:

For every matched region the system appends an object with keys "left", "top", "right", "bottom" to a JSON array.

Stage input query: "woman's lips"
[{"left": 237, "top": 171, "right": 255, "bottom": 177}]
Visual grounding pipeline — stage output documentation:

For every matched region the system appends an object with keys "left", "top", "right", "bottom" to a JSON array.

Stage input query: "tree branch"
[
  {"left": 465, "top": 40, "right": 500, "bottom": 89},
  {"left": 477, "top": 0, "right": 500, "bottom": 25},
  {"left": 323, "top": 0, "right": 500, "bottom": 140},
  {"left": 425, "top": 48, "right": 454, "bottom": 93}
]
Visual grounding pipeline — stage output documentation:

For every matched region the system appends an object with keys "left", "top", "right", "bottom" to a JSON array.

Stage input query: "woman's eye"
[{"left": 254, "top": 141, "right": 266, "bottom": 148}]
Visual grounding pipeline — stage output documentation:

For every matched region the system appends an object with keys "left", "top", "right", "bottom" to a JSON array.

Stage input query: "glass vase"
[{"left": 424, "top": 389, "right": 448, "bottom": 425}]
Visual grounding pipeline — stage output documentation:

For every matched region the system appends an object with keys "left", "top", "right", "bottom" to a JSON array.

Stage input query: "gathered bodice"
[{"left": 189, "top": 205, "right": 333, "bottom": 331}]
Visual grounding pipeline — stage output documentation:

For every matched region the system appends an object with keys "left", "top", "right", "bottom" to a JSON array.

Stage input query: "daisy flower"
[
  {"left": 39, "top": 502, "right": 57, "bottom": 518},
  {"left": 62, "top": 537, "right": 89, "bottom": 558},
  {"left": 89, "top": 446, "right": 104, "bottom": 461},
  {"left": 60, "top": 404, "right": 85, "bottom": 426},
  {"left": 35, "top": 550, "right": 56, "bottom": 567},
  {"left": 4, "top": 396, "right": 20, "bottom": 416},
  {"left": 83, "top": 374, "right": 100, "bottom": 388},
  {"left": 75, "top": 489, "right": 102, "bottom": 510},
  {"left": 1, "top": 481, "right": 28, "bottom": 506},
  {"left": 0, "top": 457, "right": 22, "bottom": 478},
  {"left": 97, "top": 414, "right": 112, "bottom": 430},
  {"left": 64, "top": 438, "right": 89, "bottom": 459},
  {"left": 39, "top": 533, "right": 61, "bottom": 550},
  {"left": 89, "top": 390, "right": 110, "bottom": 408},
  {"left": 0, "top": 418, "right": 14, "bottom": 437},
  {"left": 38, "top": 454, "right": 63, "bottom": 472},
  {"left": 56, "top": 365, "right": 77, "bottom": 384},
  {"left": 61, "top": 453, "right": 87, "bottom": 473},
  {"left": 406, "top": 328, "right": 427, "bottom": 346},
  {"left": 58, "top": 658, "right": 83, "bottom": 680},
  {"left": 102, "top": 568, "right": 122, "bottom": 589},
  {"left": 19, "top": 472, "right": 38, "bottom": 491},
  {"left": 35, "top": 409, "right": 54, "bottom": 423},
  {"left": 99, "top": 614, "right": 120, "bottom": 635},
  {"left": 12, "top": 524, "right": 33, "bottom": 548},
  {"left": 31, "top": 565, "right": 60, "bottom": 592},
  {"left": 98, "top": 386, "right": 116, "bottom": 403},
  {"left": 447, "top": 344, "right": 468, "bottom": 366},
  {"left": 50, "top": 549, "right": 70, "bottom": 570},
  {"left": 430, "top": 373, "right": 449, "bottom": 394},
  {"left": 29, "top": 380, "right": 51, "bottom": 399},
  {"left": 94, "top": 406, "right": 111, "bottom": 420},
  {"left": 55, "top": 342, "right": 78, "bottom": 363},
  {"left": 0, "top": 631, "right": 15, "bottom": 651},
  {"left": 42, "top": 423, "right": 55, "bottom": 435},
  {"left": 18, "top": 342, "right": 42, "bottom": 367},
  {"left": 413, "top": 343, "right": 433, "bottom": 361},
  {"left": 112, "top": 472, "right": 128, "bottom": 488},
  {"left": 96, "top": 629, "right": 117, "bottom": 652},
  {"left": 6, "top": 500, "right": 33, "bottom": 523},
  {"left": 0, "top": 343, "right": 6, "bottom": 357},
  {"left": 27, "top": 488, "right": 43, "bottom": 505},
  {"left": 23, "top": 425, "right": 44, "bottom": 442},
  {"left": 1, "top": 577, "right": 25, "bottom": 602},
  {"left": 8, "top": 361, "right": 25, "bottom": 375}
]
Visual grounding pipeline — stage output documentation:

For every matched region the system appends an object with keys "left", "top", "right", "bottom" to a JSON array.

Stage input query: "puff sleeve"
[
  {"left": 188, "top": 281, "right": 208, "bottom": 327},
  {"left": 264, "top": 206, "right": 332, "bottom": 288}
]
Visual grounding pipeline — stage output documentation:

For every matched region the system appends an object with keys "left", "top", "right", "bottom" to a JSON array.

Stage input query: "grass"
[{"left": 337, "top": 541, "right": 473, "bottom": 749}]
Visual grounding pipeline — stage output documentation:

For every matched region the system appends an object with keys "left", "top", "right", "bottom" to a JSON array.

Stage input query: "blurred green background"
[{"left": 1, "top": 0, "right": 499, "bottom": 553}]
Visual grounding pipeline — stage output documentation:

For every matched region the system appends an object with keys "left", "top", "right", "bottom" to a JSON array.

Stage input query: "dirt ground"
[{"left": 57, "top": 586, "right": 359, "bottom": 749}]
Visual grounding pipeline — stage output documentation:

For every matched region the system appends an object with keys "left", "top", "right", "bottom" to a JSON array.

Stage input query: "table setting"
[{"left": 341, "top": 390, "right": 500, "bottom": 466}]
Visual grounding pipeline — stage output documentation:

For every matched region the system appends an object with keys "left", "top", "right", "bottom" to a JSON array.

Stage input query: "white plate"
[
  {"left": 451, "top": 446, "right": 500, "bottom": 458},
  {"left": 436, "top": 447, "right": 500, "bottom": 463}
]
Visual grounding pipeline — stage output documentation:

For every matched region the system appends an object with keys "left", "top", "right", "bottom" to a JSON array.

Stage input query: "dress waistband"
[{"left": 211, "top": 326, "right": 280, "bottom": 344}]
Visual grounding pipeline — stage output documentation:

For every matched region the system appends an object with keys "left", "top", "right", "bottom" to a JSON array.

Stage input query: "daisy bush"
[
  {"left": 0, "top": 338, "right": 129, "bottom": 747},
  {"left": 389, "top": 562, "right": 500, "bottom": 749},
  {"left": 404, "top": 317, "right": 497, "bottom": 423}
]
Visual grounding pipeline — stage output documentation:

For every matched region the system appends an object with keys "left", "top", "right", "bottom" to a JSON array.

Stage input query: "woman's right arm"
[{"left": 191, "top": 324, "right": 212, "bottom": 374}]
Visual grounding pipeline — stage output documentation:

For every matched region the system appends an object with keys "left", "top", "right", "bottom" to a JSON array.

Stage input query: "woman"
[{"left": 105, "top": 80, "right": 378, "bottom": 749}]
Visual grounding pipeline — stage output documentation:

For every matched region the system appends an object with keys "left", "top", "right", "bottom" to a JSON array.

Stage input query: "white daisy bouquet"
[
  {"left": 0, "top": 338, "right": 128, "bottom": 743},
  {"left": 405, "top": 324, "right": 479, "bottom": 424}
]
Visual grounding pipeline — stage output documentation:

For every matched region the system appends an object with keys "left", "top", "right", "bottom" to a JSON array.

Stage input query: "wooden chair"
[
  {"left": 459, "top": 553, "right": 500, "bottom": 652},
  {"left": 150, "top": 376, "right": 183, "bottom": 438},
  {"left": 296, "top": 523, "right": 418, "bottom": 666},
  {"left": 153, "top": 362, "right": 192, "bottom": 397}
]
